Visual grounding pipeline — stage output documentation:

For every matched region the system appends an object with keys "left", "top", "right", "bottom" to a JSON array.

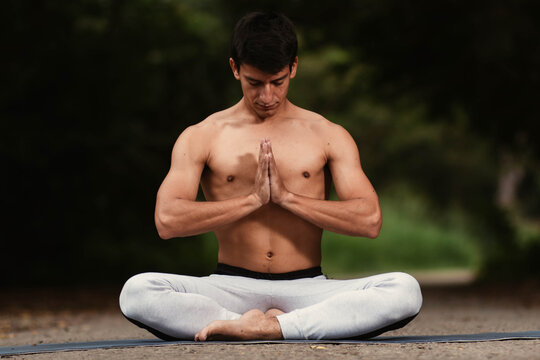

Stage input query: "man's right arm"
[{"left": 155, "top": 127, "right": 270, "bottom": 239}]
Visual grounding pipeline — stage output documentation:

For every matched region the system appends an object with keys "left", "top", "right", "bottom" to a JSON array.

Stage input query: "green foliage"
[
  {"left": 2, "top": 0, "right": 539, "bottom": 285},
  {"left": 2, "top": 0, "right": 234, "bottom": 285},
  {"left": 322, "top": 185, "right": 481, "bottom": 277}
]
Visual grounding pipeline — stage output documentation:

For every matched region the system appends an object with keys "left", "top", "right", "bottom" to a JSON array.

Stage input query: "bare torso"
[
  {"left": 200, "top": 103, "right": 331, "bottom": 272},
  {"left": 156, "top": 86, "right": 379, "bottom": 275}
]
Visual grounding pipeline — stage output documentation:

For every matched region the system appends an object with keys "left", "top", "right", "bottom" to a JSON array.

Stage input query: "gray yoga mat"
[{"left": 1, "top": 331, "right": 539, "bottom": 356}]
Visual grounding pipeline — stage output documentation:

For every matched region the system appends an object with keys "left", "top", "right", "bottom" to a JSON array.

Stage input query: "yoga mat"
[{"left": 1, "top": 331, "right": 539, "bottom": 356}]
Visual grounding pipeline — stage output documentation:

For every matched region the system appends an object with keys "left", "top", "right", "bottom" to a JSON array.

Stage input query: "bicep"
[
  {"left": 157, "top": 128, "right": 207, "bottom": 202},
  {"left": 327, "top": 127, "right": 377, "bottom": 201}
]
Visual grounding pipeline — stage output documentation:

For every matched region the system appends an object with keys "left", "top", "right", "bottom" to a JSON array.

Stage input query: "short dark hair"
[{"left": 230, "top": 11, "right": 298, "bottom": 74}]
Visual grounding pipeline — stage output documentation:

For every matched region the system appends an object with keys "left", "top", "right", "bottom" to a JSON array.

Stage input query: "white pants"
[{"left": 119, "top": 271, "right": 422, "bottom": 340}]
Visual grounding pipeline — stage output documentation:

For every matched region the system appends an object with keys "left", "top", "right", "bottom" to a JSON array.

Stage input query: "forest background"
[{"left": 2, "top": 0, "right": 539, "bottom": 286}]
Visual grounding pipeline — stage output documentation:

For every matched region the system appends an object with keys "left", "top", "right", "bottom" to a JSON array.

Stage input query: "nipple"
[
  {"left": 303, "top": 171, "right": 310, "bottom": 178},
  {"left": 227, "top": 175, "right": 235, "bottom": 182}
]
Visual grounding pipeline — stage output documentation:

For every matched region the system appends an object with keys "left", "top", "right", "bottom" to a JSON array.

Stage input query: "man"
[{"left": 120, "top": 11, "right": 422, "bottom": 341}]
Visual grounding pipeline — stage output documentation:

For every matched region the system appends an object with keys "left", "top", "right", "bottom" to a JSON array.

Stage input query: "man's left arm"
[{"left": 267, "top": 126, "right": 382, "bottom": 238}]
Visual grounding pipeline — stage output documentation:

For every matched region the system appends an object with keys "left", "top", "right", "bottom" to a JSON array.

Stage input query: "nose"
[{"left": 259, "top": 84, "right": 272, "bottom": 104}]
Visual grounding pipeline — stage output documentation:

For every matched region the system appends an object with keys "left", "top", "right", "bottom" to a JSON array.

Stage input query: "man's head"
[
  {"left": 230, "top": 11, "right": 298, "bottom": 74},
  {"left": 229, "top": 12, "right": 298, "bottom": 119}
]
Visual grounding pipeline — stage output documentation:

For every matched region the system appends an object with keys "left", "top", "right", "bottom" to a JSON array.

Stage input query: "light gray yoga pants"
[{"left": 119, "top": 271, "right": 422, "bottom": 340}]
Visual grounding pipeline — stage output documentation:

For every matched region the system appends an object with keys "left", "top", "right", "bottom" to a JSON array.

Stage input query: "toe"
[{"left": 195, "top": 329, "right": 208, "bottom": 342}]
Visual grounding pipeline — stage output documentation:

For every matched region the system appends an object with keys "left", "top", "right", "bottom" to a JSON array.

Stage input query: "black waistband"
[{"left": 214, "top": 263, "right": 323, "bottom": 280}]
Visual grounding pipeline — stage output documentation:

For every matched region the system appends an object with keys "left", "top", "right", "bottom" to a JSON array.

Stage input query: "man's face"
[{"left": 230, "top": 58, "right": 298, "bottom": 119}]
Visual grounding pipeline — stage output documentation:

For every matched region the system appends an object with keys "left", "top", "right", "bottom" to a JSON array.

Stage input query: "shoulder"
[
  {"left": 291, "top": 106, "right": 355, "bottom": 146},
  {"left": 322, "top": 121, "right": 358, "bottom": 162},
  {"left": 176, "top": 106, "right": 237, "bottom": 144},
  {"left": 292, "top": 106, "right": 358, "bottom": 163},
  {"left": 172, "top": 107, "right": 234, "bottom": 163}
]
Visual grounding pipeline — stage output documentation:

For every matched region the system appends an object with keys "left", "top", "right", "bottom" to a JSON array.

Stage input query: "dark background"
[{"left": 2, "top": 0, "right": 539, "bottom": 286}]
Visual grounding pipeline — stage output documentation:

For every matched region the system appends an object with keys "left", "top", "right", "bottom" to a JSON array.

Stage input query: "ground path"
[{"left": 1, "top": 276, "right": 539, "bottom": 359}]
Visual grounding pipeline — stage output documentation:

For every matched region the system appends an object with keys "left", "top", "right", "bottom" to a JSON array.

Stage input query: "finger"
[
  {"left": 264, "top": 153, "right": 271, "bottom": 174},
  {"left": 261, "top": 143, "right": 270, "bottom": 169},
  {"left": 258, "top": 140, "right": 266, "bottom": 168},
  {"left": 267, "top": 140, "right": 274, "bottom": 155},
  {"left": 268, "top": 152, "right": 278, "bottom": 178}
]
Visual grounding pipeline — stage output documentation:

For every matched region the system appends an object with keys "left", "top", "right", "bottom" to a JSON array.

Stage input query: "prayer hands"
[
  {"left": 253, "top": 139, "right": 271, "bottom": 206},
  {"left": 252, "top": 139, "right": 290, "bottom": 206}
]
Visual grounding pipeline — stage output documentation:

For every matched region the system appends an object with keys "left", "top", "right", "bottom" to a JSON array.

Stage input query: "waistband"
[{"left": 214, "top": 263, "right": 323, "bottom": 280}]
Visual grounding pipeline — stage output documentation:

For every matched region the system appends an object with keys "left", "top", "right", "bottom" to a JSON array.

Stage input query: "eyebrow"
[{"left": 244, "top": 73, "right": 289, "bottom": 83}]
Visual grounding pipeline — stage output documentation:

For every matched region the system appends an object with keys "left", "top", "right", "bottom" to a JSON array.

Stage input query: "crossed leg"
[
  {"left": 120, "top": 272, "right": 422, "bottom": 341},
  {"left": 195, "top": 272, "right": 422, "bottom": 341}
]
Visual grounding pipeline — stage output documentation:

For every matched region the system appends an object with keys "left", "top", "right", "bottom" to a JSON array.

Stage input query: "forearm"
[
  {"left": 155, "top": 194, "right": 261, "bottom": 239},
  {"left": 279, "top": 193, "right": 382, "bottom": 238}
]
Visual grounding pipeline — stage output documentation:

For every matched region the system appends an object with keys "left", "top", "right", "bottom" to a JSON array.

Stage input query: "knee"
[
  {"left": 119, "top": 272, "right": 164, "bottom": 319},
  {"left": 392, "top": 272, "right": 423, "bottom": 316}
]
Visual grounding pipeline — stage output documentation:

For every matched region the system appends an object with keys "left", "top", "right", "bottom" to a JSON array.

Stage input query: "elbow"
[
  {"left": 155, "top": 206, "right": 195, "bottom": 239},
  {"left": 364, "top": 219, "right": 382, "bottom": 239},
  {"left": 155, "top": 211, "right": 176, "bottom": 240},
  {"left": 363, "top": 208, "right": 382, "bottom": 239},
  {"left": 157, "top": 229, "right": 174, "bottom": 240}
]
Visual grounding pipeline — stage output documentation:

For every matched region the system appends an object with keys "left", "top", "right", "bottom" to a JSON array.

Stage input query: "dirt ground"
[{"left": 1, "top": 277, "right": 539, "bottom": 359}]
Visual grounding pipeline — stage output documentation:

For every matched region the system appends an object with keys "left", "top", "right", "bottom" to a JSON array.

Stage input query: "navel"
[
  {"left": 303, "top": 171, "right": 310, "bottom": 178},
  {"left": 227, "top": 175, "right": 235, "bottom": 182},
  {"left": 266, "top": 251, "right": 274, "bottom": 259}
]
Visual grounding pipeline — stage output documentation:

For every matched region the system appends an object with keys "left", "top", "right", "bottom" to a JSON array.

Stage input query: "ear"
[
  {"left": 229, "top": 58, "right": 240, "bottom": 80},
  {"left": 289, "top": 57, "right": 298, "bottom": 79}
]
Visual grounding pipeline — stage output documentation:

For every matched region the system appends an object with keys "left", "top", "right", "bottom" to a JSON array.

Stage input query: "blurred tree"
[
  {"left": 219, "top": 0, "right": 540, "bottom": 278},
  {"left": 2, "top": 0, "right": 539, "bottom": 285},
  {"left": 1, "top": 0, "right": 234, "bottom": 285}
]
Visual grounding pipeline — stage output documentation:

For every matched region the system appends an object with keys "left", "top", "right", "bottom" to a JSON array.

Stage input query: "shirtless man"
[{"left": 119, "top": 11, "right": 422, "bottom": 341}]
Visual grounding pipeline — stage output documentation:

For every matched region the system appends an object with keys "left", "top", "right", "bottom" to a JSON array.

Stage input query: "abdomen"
[{"left": 215, "top": 203, "right": 323, "bottom": 273}]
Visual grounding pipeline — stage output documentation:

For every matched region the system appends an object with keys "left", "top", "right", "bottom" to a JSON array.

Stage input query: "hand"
[
  {"left": 266, "top": 140, "right": 290, "bottom": 205},
  {"left": 252, "top": 139, "right": 271, "bottom": 206}
]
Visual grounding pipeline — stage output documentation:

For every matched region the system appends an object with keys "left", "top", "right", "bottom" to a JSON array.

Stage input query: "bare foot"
[
  {"left": 195, "top": 309, "right": 283, "bottom": 341},
  {"left": 264, "top": 308, "right": 285, "bottom": 318}
]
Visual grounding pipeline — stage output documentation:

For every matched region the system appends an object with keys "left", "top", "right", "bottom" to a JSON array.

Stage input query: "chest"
[{"left": 201, "top": 127, "right": 328, "bottom": 199}]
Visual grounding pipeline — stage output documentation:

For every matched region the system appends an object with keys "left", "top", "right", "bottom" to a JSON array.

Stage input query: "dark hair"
[{"left": 230, "top": 11, "right": 298, "bottom": 74}]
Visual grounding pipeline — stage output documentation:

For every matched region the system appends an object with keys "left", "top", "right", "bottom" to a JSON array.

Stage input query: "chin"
[
  {"left": 257, "top": 110, "right": 276, "bottom": 119},
  {"left": 257, "top": 106, "right": 280, "bottom": 117}
]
